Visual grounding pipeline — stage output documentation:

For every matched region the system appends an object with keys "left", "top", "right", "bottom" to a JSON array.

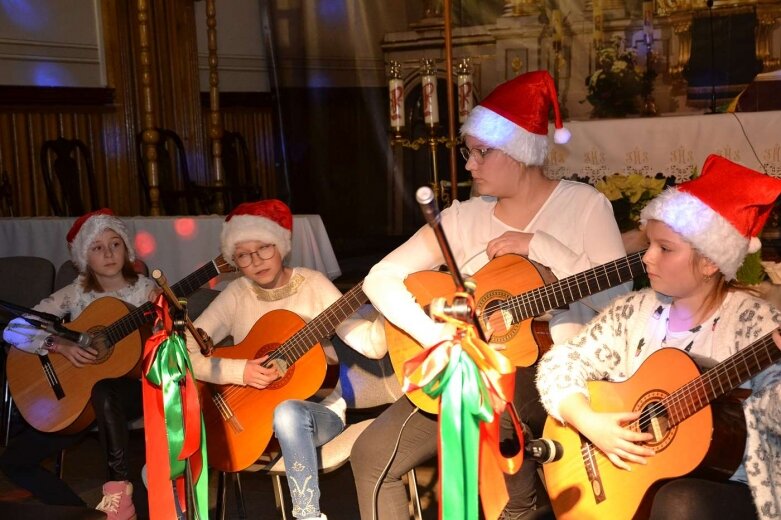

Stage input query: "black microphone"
[
  {"left": 525, "top": 437, "right": 564, "bottom": 464},
  {"left": 35, "top": 320, "right": 92, "bottom": 349},
  {"left": 522, "top": 424, "right": 563, "bottom": 464}
]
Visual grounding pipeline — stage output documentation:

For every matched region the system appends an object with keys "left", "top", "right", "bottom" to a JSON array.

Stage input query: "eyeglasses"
[
  {"left": 234, "top": 244, "right": 276, "bottom": 268},
  {"left": 459, "top": 146, "right": 495, "bottom": 164}
]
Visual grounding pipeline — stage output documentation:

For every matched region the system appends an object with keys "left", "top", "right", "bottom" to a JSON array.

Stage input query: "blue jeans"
[{"left": 272, "top": 400, "right": 344, "bottom": 519}]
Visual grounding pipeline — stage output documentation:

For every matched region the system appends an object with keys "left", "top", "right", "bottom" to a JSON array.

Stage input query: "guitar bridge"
[
  {"left": 211, "top": 390, "right": 244, "bottom": 434},
  {"left": 580, "top": 434, "right": 606, "bottom": 504}
]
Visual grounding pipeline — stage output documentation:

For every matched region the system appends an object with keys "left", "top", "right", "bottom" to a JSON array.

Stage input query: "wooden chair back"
[{"left": 40, "top": 137, "right": 98, "bottom": 216}]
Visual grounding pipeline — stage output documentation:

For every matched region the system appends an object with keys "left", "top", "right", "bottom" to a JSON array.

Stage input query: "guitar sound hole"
[
  {"left": 482, "top": 300, "right": 511, "bottom": 336},
  {"left": 638, "top": 401, "right": 670, "bottom": 444},
  {"left": 87, "top": 327, "right": 113, "bottom": 364}
]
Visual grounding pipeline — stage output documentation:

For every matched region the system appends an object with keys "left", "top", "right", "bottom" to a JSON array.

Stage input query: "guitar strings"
[
  {"left": 633, "top": 332, "right": 778, "bottom": 433},
  {"left": 550, "top": 332, "right": 779, "bottom": 484},
  {"left": 212, "top": 283, "right": 366, "bottom": 405},
  {"left": 485, "top": 252, "right": 646, "bottom": 327}
]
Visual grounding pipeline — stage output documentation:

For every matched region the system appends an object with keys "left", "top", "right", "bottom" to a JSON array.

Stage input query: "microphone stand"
[
  {"left": 415, "top": 186, "right": 487, "bottom": 342},
  {"left": 706, "top": 0, "right": 718, "bottom": 114},
  {"left": 0, "top": 299, "right": 61, "bottom": 325},
  {"left": 151, "top": 271, "right": 197, "bottom": 520}
]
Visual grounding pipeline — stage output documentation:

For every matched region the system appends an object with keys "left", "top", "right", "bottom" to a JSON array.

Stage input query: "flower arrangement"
[
  {"left": 594, "top": 172, "right": 671, "bottom": 232},
  {"left": 585, "top": 36, "right": 645, "bottom": 118}
]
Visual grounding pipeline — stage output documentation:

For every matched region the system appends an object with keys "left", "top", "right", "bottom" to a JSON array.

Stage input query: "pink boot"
[{"left": 96, "top": 481, "right": 136, "bottom": 520}]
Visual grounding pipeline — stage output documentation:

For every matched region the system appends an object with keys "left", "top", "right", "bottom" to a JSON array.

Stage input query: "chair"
[
  {"left": 220, "top": 131, "right": 261, "bottom": 211},
  {"left": 184, "top": 287, "right": 220, "bottom": 321},
  {"left": 54, "top": 259, "right": 150, "bottom": 292},
  {"left": 214, "top": 332, "right": 423, "bottom": 520},
  {"left": 0, "top": 256, "right": 56, "bottom": 446},
  {"left": 137, "top": 129, "right": 212, "bottom": 215},
  {"left": 40, "top": 137, "right": 99, "bottom": 217}
]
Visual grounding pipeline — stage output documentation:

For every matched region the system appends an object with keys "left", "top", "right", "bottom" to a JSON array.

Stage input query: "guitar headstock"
[{"left": 213, "top": 254, "right": 237, "bottom": 274}]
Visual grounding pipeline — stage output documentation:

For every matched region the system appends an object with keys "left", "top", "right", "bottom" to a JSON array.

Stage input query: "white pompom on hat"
[
  {"left": 640, "top": 154, "right": 781, "bottom": 280},
  {"left": 221, "top": 199, "right": 293, "bottom": 267},
  {"left": 459, "top": 70, "right": 570, "bottom": 166},
  {"left": 67, "top": 208, "right": 135, "bottom": 273}
]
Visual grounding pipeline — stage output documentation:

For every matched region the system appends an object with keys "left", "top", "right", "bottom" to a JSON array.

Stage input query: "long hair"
[
  {"left": 690, "top": 249, "right": 758, "bottom": 314},
  {"left": 82, "top": 257, "right": 139, "bottom": 293}
]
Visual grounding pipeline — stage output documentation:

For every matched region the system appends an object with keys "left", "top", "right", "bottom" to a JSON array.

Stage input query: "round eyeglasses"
[
  {"left": 234, "top": 244, "right": 276, "bottom": 268},
  {"left": 459, "top": 146, "right": 495, "bottom": 164}
]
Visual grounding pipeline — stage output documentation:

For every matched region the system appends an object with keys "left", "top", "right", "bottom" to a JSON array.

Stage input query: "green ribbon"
[
  {"left": 424, "top": 344, "right": 494, "bottom": 520},
  {"left": 145, "top": 332, "right": 209, "bottom": 520}
]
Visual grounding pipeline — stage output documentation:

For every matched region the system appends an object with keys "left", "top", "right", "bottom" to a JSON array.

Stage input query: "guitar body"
[
  {"left": 201, "top": 309, "right": 328, "bottom": 473},
  {"left": 6, "top": 297, "right": 146, "bottom": 434},
  {"left": 386, "top": 255, "right": 549, "bottom": 414},
  {"left": 543, "top": 348, "right": 746, "bottom": 520}
]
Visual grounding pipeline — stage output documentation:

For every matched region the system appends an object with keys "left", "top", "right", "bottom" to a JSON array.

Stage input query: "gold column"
[
  {"left": 668, "top": 15, "right": 693, "bottom": 80},
  {"left": 137, "top": 0, "right": 160, "bottom": 216},
  {"left": 757, "top": 9, "right": 781, "bottom": 71},
  {"left": 206, "top": 0, "right": 225, "bottom": 214}
]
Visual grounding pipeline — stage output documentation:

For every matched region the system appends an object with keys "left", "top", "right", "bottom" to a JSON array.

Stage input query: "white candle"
[
  {"left": 422, "top": 74, "right": 439, "bottom": 126},
  {"left": 389, "top": 78, "right": 405, "bottom": 130},
  {"left": 457, "top": 73, "right": 473, "bottom": 123}
]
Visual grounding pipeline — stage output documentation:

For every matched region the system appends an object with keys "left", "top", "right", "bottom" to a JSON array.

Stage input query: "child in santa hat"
[
  {"left": 185, "top": 199, "right": 385, "bottom": 520},
  {"left": 2, "top": 208, "right": 158, "bottom": 520},
  {"left": 354, "top": 70, "right": 630, "bottom": 519},
  {"left": 537, "top": 154, "right": 781, "bottom": 520}
]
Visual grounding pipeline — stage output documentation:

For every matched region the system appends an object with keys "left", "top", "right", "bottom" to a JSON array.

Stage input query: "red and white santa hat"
[
  {"left": 67, "top": 208, "right": 135, "bottom": 272},
  {"left": 460, "top": 70, "right": 570, "bottom": 167},
  {"left": 221, "top": 199, "right": 293, "bottom": 266},
  {"left": 641, "top": 154, "right": 781, "bottom": 280}
]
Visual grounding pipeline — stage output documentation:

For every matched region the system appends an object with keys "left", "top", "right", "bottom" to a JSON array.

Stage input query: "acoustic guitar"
[
  {"left": 6, "top": 255, "right": 234, "bottom": 434},
  {"left": 543, "top": 333, "right": 781, "bottom": 520},
  {"left": 386, "top": 251, "right": 646, "bottom": 413},
  {"left": 201, "top": 282, "right": 366, "bottom": 473}
]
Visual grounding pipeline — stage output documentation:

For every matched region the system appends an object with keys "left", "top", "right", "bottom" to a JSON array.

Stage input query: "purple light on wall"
[
  {"left": 1, "top": 0, "right": 48, "bottom": 31},
  {"left": 32, "top": 63, "right": 74, "bottom": 87},
  {"left": 317, "top": 0, "right": 346, "bottom": 22}
]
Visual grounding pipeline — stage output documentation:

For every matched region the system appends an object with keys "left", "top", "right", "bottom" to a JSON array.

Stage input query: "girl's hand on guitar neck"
[
  {"left": 773, "top": 330, "right": 781, "bottom": 352},
  {"left": 243, "top": 354, "right": 280, "bottom": 389},
  {"left": 486, "top": 231, "right": 533, "bottom": 259},
  {"left": 560, "top": 393, "right": 654, "bottom": 471},
  {"left": 47, "top": 337, "right": 98, "bottom": 368}
]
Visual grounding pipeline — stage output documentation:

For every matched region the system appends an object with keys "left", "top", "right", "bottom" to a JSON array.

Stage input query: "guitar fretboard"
[
  {"left": 266, "top": 282, "right": 367, "bottom": 367},
  {"left": 660, "top": 331, "right": 781, "bottom": 428},
  {"left": 504, "top": 250, "right": 647, "bottom": 323},
  {"left": 102, "top": 259, "right": 223, "bottom": 345}
]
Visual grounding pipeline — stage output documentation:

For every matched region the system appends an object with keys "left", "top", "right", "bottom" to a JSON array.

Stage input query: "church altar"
[{"left": 546, "top": 110, "right": 781, "bottom": 181}]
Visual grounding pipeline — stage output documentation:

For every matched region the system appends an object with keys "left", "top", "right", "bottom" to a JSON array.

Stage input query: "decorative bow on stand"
[
  {"left": 142, "top": 277, "right": 209, "bottom": 520},
  {"left": 402, "top": 292, "right": 525, "bottom": 520},
  {"left": 399, "top": 186, "right": 530, "bottom": 520}
]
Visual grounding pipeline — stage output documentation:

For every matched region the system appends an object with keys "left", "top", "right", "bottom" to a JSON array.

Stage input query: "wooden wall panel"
[{"left": 0, "top": 98, "right": 144, "bottom": 216}]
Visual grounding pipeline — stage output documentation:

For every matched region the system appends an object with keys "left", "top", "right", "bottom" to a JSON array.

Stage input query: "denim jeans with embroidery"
[{"left": 273, "top": 399, "right": 344, "bottom": 519}]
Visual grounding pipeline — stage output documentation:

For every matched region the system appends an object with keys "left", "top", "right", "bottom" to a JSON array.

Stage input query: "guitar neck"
[
  {"left": 511, "top": 250, "right": 647, "bottom": 322},
  {"left": 103, "top": 259, "right": 222, "bottom": 345},
  {"left": 664, "top": 331, "right": 781, "bottom": 427},
  {"left": 269, "top": 282, "right": 367, "bottom": 367}
]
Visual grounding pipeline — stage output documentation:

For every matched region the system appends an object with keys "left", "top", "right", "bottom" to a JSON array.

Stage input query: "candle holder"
[{"left": 387, "top": 57, "right": 469, "bottom": 204}]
